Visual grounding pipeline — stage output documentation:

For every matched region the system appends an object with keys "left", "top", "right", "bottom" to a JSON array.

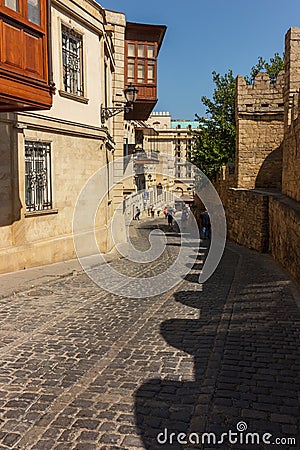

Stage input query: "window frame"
[
  {"left": 24, "top": 140, "right": 53, "bottom": 213},
  {"left": 125, "top": 40, "right": 157, "bottom": 85},
  {"left": 3, "top": 0, "right": 19, "bottom": 13},
  {"left": 61, "top": 24, "right": 84, "bottom": 97},
  {"left": 0, "top": 0, "right": 45, "bottom": 32},
  {"left": 27, "top": 0, "right": 41, "bottom": 27}
]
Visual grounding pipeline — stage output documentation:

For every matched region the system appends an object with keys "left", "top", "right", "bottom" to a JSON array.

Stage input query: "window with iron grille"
[
  {"left": 62, "top": 25, "right": 83, "bottom": 96},
  {"left": 25, "top": 141, "right": 52, "bottom": 212}
]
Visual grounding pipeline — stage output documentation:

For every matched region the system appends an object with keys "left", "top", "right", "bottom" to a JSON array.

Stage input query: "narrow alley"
[{"left": 0, "top": 218, "right": 298, "bottom": 450}]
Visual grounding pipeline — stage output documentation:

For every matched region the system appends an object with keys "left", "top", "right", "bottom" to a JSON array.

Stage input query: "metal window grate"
[
  {"left": 25, "top": 141, "right": 52, "bottom": 212},
  {"left": 62, "top": 26, "right": 83, "bottom": 96}
]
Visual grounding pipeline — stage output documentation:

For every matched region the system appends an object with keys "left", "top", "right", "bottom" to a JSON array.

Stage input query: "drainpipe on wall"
[{"left": 47, "top": 0, "right": 55, "bottom": 94}]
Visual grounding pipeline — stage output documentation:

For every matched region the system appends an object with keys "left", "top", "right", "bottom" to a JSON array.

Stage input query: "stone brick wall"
[
  {"left": 269, "top": 195, "right": 300, "bottom": 284},
  {"left": 214, "top": 166, "right": 268, "bottom": 252},
  {"left": 225, "top": 189, "right": 269, "bottom": 253},
  {"left": 282, "top": 28, "right": 300, "bottom": 202},
  {"left": 235, "top": 72, "right": 284, "bottom": 190},
  {"left": 283, "top": 28, "right": 300, "bottom": 131},
  {"left": 283, "top": 100, "right": 300, "bottom": 202},
  {"left": 211, "top": 27, "right": 300, "bottom": 286},
  {"left": 214, "top": 169, "right": 300, "bottom": 284},
  {"left": 214, "top": 165, "right": 236, "bottom": 204},
  {"left": 206, "top": 168, "right": 269, "bottom": 253},
  {"left": 212, "top": 182, "right": 300, "bottom": 285}
]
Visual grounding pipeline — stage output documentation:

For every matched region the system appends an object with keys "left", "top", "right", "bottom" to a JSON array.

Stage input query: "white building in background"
[{"left": 147, "top": 112, "right": 200, "bottom": 201}]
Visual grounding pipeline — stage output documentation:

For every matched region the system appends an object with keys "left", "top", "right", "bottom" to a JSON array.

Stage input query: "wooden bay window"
[
  {"left": 126, "top": 41, "right": 157, "bottom": 86},
  {"left": 0, "top": 0, "right": 53, "bottom": 111},
  {"left": 125, "top": 22, "right": 166, "bottom": 120}
]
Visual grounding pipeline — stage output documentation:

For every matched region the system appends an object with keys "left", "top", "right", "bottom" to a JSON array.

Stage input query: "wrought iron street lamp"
[
  {"left": 124, "top": 83, "right": 138, "bottom": 104},
  {"left": 100, "top": 84, "right": 138, "bottom": 124}
]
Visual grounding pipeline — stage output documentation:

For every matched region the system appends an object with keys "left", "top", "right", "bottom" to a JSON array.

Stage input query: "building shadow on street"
[
  {"left": 0, "top": 114, "right": 22, "bottom": 227},
  {"left": 134, "top": 244, "right": 300, "bottom": 449},
  {"left": 134, "top": 249, "right": 238, "bottom": 449}
]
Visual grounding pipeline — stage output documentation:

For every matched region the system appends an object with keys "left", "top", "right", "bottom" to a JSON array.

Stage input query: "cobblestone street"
[{"left": 0, "top": 217, "right": 299, "bottom": 450}]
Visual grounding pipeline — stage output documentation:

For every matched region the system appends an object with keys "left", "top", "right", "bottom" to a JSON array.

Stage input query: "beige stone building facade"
[
  {"left": 0, "top": 0, "right": 116, "bottom": 273},
  {"left": 0, "top": 0, "right": 165, "bottom": 273}
]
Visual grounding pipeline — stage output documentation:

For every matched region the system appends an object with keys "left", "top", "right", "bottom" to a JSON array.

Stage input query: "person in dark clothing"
[
  {"left": 135, "top": 207, "right": 141, "bottom": 221},
  {"left": 200, "top": 209, "right": 211, "bottom": 239},
  {"left": 167, "top": 211, "right": 174, "bottom": 230}
]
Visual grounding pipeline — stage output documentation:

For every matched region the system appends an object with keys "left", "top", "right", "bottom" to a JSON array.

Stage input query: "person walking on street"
[
  {"left": 167, "top": 210, "right": 174, "bottom": 230},
  {"left": 135, "top": 207, "right": 141, "bottom": 221},
  {"left": 200, "top": 208, "right": 211, "bottom": 239}
]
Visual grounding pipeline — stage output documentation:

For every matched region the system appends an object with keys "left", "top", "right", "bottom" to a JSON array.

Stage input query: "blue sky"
[{"left": 100, "top": 0, "right": 300, "bottom": 119}]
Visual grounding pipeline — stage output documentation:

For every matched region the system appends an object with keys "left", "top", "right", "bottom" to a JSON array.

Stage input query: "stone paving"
[{"left": 0, "top": 217, "right": 298, "bottom": 449}]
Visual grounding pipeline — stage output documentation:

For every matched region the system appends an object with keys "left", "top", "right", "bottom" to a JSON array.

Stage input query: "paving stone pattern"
[{"left": 0, "top": 218, "right": 298, "bottom": 449}]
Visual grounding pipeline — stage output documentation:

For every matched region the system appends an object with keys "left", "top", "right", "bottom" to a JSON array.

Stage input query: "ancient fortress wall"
[
  {"left": 283, "top": 28, "right": 300, "bottom": 202},
  {"left": 283, "top": 96, "right": 300, "bottom": 201},
  {"left": 214, "top": 27, "right": 300, "bottom": 285},
  {"left": 235, "top": 72, "right": 284, "bottom": 190},
  {"left": 269, "top": 195, "right": 300, "bottom": 284},
  {"left": 214, "top": 168, "right": 269, "bottom": 253}
]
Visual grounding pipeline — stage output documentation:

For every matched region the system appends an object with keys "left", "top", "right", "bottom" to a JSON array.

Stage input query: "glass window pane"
[
  {"left": 138, "top": 44, "right": 145, "bottom": 58},
  {"left": 28, "top": 0, "right": 40, "bottom": 26},
  {"left": 148, "top": 45, "right": 155, "bottom": 58},
  {"left": 62, "top": 26, "right": 83, "bottom": 96},
  {"left": 128, "top": 63, "right": 135, "bottom": 81},
  {"left": 4, "top": 0, "right": 19, "bottom": 12},
  {"left": 138, "top": 61, "right": 144, "bottom": 81},
  {"left": 128, "top": 43, "right": 135, "bottom": 57},
  {"left": 147, "top": 63, "right": 155, "bottom": 82}
]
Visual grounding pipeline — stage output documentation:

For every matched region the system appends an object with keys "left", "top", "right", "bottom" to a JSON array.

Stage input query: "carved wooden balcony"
[{"left": 0, "top": 0, "right": 53, "bottom": 112}]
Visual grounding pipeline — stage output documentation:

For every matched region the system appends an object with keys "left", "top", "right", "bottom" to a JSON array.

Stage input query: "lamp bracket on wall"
[
  {"left": 100, "top": 84, "right": 138, "bottom": 125},
  {"left": 100, "top": 103, "right": 133, "bottom": 124}
]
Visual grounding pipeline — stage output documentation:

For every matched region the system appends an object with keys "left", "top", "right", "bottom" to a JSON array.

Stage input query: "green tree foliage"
[
  {"left": 245, "top": 53, "right": 284, "bottom": 84},
  {"left": 191, "top": 70, "right": 236, "bottom": 179},
  {"left": 192, "top": 54, "right": 284, "bottom": 179},
  {"left": 192, "top": 70, "right": 236, "bottom": 179}
]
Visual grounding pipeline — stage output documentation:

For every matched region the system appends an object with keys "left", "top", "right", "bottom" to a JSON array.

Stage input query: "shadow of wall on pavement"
[
  {"left": 135, "top": 245, "right": 300, "bottom": 449},
  {"left": 134, "top": 249, "right": 239, "bottom": 449}
]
